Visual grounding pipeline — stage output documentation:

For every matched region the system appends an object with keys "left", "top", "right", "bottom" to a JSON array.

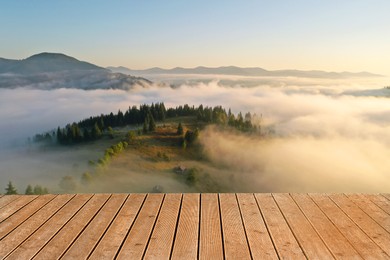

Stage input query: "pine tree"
[
  {"left": 33, "top": 185, "right": 43, "bottom": 195},
  {"left": 56, "top": 127, "right": 63, "bottom": 144},
  {"left": 143, "top": 120, "right": 148, "bottom": 134},
  {"left": 25, "top": 184, "right": 34, "bottom": 195},
  {"left": 5, "top": 181, "right": 18, "bottom": 195},
  {"left": 83, "top": 128, "right": 91, "bottom": 141},
  {"left": 177, "top": 122, "right": 184, "bottom": 135},
  {"left": 148, "top": 114, "right": 156, "bottom": 132},
  {"left": 91, "top": 122, "right": 102, "bottom": 140}
]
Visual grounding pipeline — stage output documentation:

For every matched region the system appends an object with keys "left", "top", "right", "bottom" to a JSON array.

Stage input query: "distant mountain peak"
[
  {"left": 26, "top": 52, "right": 77, "bottom": 61},
  {"left": 0, "top": 52, "right": 106, "bottom": 74},
  {"left": 0, "top": 53, "right": 152, "bottom": 90}
]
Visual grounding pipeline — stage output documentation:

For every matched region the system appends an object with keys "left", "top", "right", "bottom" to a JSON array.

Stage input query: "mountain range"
[
  {"left": 0, "top": 53, "right": 151, "bottom": 90},
  {"left": 108, "top": 65, "right": 382, "bottom": 79},
  {"left": 0, "top": 52, "right": 383, "bottom": 91}
]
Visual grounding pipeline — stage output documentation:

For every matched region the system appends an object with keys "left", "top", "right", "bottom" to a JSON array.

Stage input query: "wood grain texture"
[
  {"left": 273, "top": 193, "right": 333, "bottom": 259},
  {"left": 5, "top": 194, "right": 92, "bottom": 260},
  {"left": 310, "top": 193, "right": 389, "bottom": 259},
  {"left": 382, "top": 194, "right": 390, "bottom": 201},
  {"left": 0, "top": 194, "right": 74, "bottom": 259},
  {"left": 255, "top": 193, "right": 305, "bottom": 259},
  {"left": 219, "top": 193, "right": 251, "bottom": 259},
  {"left": 0, "top": 193, "right": 388, "bottom": 260},
  {"left": 116, "top": 193, "right": 164, "bottom": 260},
  {"left": 347, "top": 193, "right": 390, "bottom": 233},
  {"left": 329, "top": 193, "right": 390, "bottom": 256},
  {"left": 144, "top": 193, "right": 182, "bottom": 259},
  {"left": 0, "top": 194, "right": 55, "bottom": 239},
  {"left": 62, "top": 194, "right": 128, "bottom": 259},
  {"left": 236, "top": 193, "right": 278, "bottom": 260},
  {"left": 89, "top": 193, "right": 146, "bottom": 260},
  {"left": 0, "top": 195, "right": 37, "bottom": 222},
  {"left": 33, "top": 194, "right": 110, "bottom": 259},
  {"left": 171, "top": 193, "right": 200, "bottom": 260},
  {"left": 366, "top": 194, "right": 390, "bottom": 215},
  {"left": 0, "top": 195, "right": 20, "bottom": 209},
  {"left": 199, "top": 193, "right": 224, "bottom": 260},
  {"left": 292, "top": 193, "right": 362, "bottom": 259}
]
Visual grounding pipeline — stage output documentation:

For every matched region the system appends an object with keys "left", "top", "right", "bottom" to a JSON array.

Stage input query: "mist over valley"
[{"left": 1, "top": 54, "right": 389, "bottom": 194}]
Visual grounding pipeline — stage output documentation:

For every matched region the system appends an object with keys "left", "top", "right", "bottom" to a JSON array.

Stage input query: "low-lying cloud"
[{"left": 0, "top": 77, "right": 389, "bottom": 192}]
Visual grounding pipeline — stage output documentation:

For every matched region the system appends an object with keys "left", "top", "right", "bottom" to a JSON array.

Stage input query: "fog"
[{"left": 1, "top": 76, "right": 389, "bottom": 192}]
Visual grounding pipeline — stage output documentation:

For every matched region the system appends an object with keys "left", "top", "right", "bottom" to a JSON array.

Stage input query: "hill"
[
  {"left": 0, "top": 52, "right": 105, "bottom": 74},
  {"left": 0, "top": 53, "right": 152, "bottom": 90},
  {"left": 108, "top": 65, "right": 382, "bottom": 79}
]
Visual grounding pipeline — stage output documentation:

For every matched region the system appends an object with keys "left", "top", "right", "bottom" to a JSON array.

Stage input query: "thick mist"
[{"left": 0, "top": 76, "right": 389, "bottom": 192}]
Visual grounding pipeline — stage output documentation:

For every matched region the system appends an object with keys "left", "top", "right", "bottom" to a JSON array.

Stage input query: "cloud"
[
  {"left": 0, "top": 78, "right": 389, "bottom": 192},
  {"left": 199, "top": 127, "right": 390, "bottom": 192}
]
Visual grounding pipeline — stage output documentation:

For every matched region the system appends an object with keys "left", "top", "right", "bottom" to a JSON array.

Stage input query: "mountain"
[
  {"left": 0, "top": 53, "right": 152, "bottom": 90},
  {"left": 108, "top": 65, "right": 382, "bottom": 79}
]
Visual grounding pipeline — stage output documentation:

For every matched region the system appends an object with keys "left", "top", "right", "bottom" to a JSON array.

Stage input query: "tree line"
[
  {"left": 3, "top": 181, "right": 49, "bottom": 195},
  {"left": 34, "top": 102, "right": 258, "bottom": 145}
]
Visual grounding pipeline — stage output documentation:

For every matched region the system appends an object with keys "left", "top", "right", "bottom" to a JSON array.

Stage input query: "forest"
[{"left": 33, "top": 103, "right": 258, "bottom": 145}]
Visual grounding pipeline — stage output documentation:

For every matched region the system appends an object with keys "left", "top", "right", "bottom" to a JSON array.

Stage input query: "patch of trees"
[
  {"left": 197, "top": 106, "right": 256, "bottom": 131},
  {"left": 3, "top": 181, "right": 49, "bottom": 195},
  {"left": 35, "top": 102, "right": 259, "bottom": 145},
  {"left": 32, "top": 132, "right": 55, "bottom": 144},
  {"left": 182, "top": 129, "right": 200, "bottom": 149},
  {"left": 55, "top": 103, "right": 165, "bottom": 145},
  {"left": 25, "top": 184, "right": 49, "bottom": 195},
  {"left": 94, "top": 141, "right": 129, "bottom": 168}
]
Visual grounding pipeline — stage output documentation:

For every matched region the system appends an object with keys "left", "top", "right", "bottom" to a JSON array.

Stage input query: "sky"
[{"left": 1, "top": 0, "right": 390, "bottom": 74}]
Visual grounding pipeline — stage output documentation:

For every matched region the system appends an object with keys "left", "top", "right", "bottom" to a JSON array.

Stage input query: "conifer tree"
[
  {"left": 5, "top": 181, "right": 17, "bottom": 195},
  {"left": 177, "top": 122, "right": 184, "bottom": 135},
  {"left": 91, "top": 122, "right": 102, "bottom": 139},
  {"left": 148, "top": 114, "right": 156, "bottom": 132},
  {"left": 25, "top": 184, "right": 34, "bottom": 195},
  {"left": 143, "top": 120, "right": 148, "bottom": 134}
]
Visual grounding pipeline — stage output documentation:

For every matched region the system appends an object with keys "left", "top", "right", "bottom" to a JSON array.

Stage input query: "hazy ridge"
[
  {"left": 0, "top": 53, "right": 152, "bottom": 90},
  {"left": 108, "top": 65, "right": 382, "bottom": 79}
]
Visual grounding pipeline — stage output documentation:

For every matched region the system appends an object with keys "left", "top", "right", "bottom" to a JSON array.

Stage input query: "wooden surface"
[{"left": 0, "top": 193, "right": 389, "bottom": 259}]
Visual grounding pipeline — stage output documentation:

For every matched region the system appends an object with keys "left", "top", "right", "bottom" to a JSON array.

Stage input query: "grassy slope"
[{"left": 74, "top": 116, "right": 225, "bottom": 193}]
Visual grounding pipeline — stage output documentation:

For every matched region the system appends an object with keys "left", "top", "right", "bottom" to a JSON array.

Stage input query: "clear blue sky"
[{"left": 1, "top": 0, "right": 390, "bottom": 74}]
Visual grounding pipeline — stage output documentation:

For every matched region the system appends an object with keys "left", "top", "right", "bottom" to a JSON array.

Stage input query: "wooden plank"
[
  {"left": 366, "top": 194, "right": 390, "bottom": 215},
  {"left": 171, "top": 193, "right": 200, "bottom": 260},
  {"left": 199, "top": 193, "right": 224, "bottom": 260},
  {"left": 292, "top": 194, "right": 362, "bottom": 259},
  {"left": 0, "top": 195, "right": 37, "bottom": 222},
  {"left": 0, "top": 194, "right": 74, "bottom": 259},
  {"left": 382, "top": 194, "right": 390, "bottom": 201},
  {"left": 116, "top": 193, "right": 164, "bottom": 259},
  {"left": 89, "top": 194, "right": 146, "bottom": 259},
  {"left": 273, "top": 193, "right": 333, "bottom": 259},
  {"left": 33, "top": 194, "right": 110, "bottom": 259},
  {"left": 255, "top": 193, "right": 305, "bottom": 259},
  {"left": 236, "top": 193, "right": 278, "bottom": 260},
  {"left": 310, "top": 194, "right": 389, "bottom": 259},
  {"left": 144, "top": 193, "right": 182, "bottom": 259},
  {"left": 5, "top": 194, "right": 92, "bottom": 260},
  {"left": 347, "top": 194, "right": 390, "bottom": 233},
  {"left": 329, "top": 193, "right": 390, "bottom": 256},
  {"left": 0, "top": 195, "right": 20, "bottom": 209},
  {"left": 219, "top": 193, "right": 251, "bottom": 259},
  {"left": 61, "top": 194, "right": 128, "bottom": 259},
  {"left": 0, "top": 194, "right": 56, "bottom": 239}
]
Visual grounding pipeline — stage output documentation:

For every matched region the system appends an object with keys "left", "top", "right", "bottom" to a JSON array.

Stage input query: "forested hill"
[
  {"left": 33, "top": 103, "right": 258, "bottom": 145},
  {"left": 0, "top": 53, "right": 105, "bottom": 74}
]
